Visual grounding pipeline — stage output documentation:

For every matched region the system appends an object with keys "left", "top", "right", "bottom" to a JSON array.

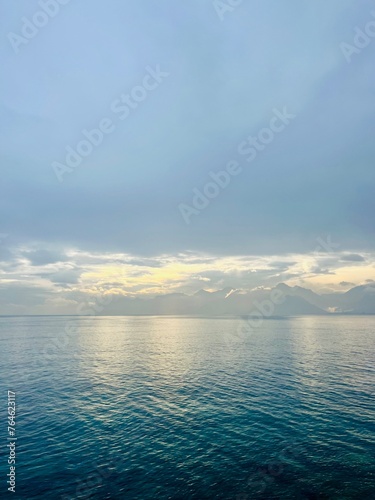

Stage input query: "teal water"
[{"left": 0, "top": 316, "right": 374, "bottom": 499}]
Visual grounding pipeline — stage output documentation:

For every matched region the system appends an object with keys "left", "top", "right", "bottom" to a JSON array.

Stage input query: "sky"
[{"left": 0, "top": 0, "right": 374, "bottom": 314}]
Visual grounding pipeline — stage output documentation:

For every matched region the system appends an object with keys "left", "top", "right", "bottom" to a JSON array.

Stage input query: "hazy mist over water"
[{"left": 1, "top": 316, "right": 374, "bottom": 499}]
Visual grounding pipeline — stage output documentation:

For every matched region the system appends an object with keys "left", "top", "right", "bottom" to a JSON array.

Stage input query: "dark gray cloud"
[
  {"left": 310, "top": 267, "right": 336, "bottom": 276},
  {"left": 23, "top": 249, "right": 68, "bottom": 266},
  {"left": 340, "top": 281, "right": 355, "bottom": 287},
  {"left": 340, "top": 254, "right": 366, "bottom": 262},
  {"left": 48, "top": 269, "right": 81, "bottom": 285},
  {"left": 125, "top": 259, "right": 163, "bottom": 268}
]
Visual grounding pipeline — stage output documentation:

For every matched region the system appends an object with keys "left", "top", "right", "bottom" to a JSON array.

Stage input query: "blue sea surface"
[{"left": 0, "top": 316, "right": 374, "bottom": 499}]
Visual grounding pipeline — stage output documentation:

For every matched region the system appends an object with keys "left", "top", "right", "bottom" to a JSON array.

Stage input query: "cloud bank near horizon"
[{"left": 1, "top": 243, "right": 374, "bottom": 314}]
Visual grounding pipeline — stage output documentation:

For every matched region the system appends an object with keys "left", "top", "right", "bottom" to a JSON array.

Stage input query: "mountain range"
[{"left": 99, "top": 283, "right": 375, "bottom": 316}]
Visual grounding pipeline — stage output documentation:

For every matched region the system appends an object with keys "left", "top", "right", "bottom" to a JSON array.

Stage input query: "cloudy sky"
[{"left": 1, "top": 0, "right": 374, "bottom": 314}]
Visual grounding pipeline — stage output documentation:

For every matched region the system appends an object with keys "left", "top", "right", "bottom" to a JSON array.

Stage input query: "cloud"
[
  {"left": 23, "top": 249, "right": 68, "bottom": 266},
  {"left": 340, "top": 254, "right": 366, "bottom": 262},
  {"left": 125, "top": 258, "right": 163, "bottom": 268},
  {"left": 310, "top": 267, "right": 335, "bottom": 276},
  {"left": 48, "top": 269, "right": 81, "bottom": 285}
]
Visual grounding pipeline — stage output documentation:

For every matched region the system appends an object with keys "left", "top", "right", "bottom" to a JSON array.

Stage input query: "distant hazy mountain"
[
  {"left": 99, "top": 282, "right": 375, "bottom": 316},
  {"left": 275, "top": 283, "right": 375, "bottom": 314}
]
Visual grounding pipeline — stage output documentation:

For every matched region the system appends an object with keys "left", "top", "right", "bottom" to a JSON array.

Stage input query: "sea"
[{"left": 0, "top": 315, "right": 374, "bottom": 499}]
